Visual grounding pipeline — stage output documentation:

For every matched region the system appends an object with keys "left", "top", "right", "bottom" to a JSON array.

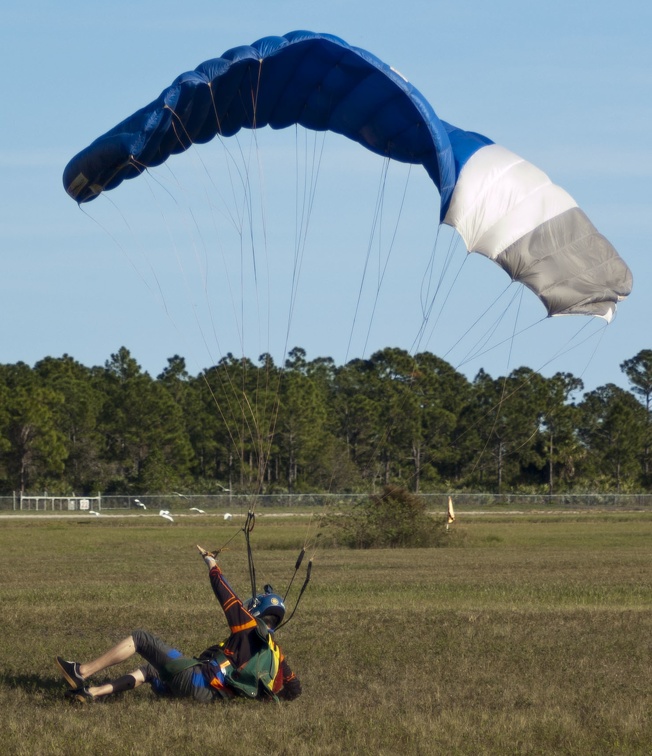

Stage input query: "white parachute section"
[{"left": 443, "top": 143, "right": 632, "bottom": 322}]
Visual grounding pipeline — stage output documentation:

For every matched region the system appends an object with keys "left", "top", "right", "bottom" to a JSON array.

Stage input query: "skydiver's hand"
[{"left": 196, "top": 544, "right": 217, "bottom": 568}]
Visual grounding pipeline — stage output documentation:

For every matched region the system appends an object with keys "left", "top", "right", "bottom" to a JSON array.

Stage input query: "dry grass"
[{"left": 0, "top": 513, "right": 650, "bottom": 754}]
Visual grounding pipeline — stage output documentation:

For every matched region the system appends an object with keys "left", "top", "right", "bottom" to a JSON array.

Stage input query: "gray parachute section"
[{"left": 497, "top": 207, "right": 632, "bottom": 321}]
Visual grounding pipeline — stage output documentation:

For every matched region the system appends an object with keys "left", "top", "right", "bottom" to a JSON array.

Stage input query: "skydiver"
[{"left": 55, "top": 546, "right": 301, "bottom": 703}]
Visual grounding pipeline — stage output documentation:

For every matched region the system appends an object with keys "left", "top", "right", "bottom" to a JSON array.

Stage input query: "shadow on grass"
[
  {"left": 1, "top": 672, "right": 63, "bottom": 695},
  {"left": 0, "top": 672, "right": 77, "bottom": 706},
  {"left": 0, "top": 672, "right": 127, "bottom": 705}
]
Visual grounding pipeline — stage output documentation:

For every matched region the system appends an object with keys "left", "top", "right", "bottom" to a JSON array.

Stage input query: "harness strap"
[
  {"left": 208, "top": 658, "right": 235, "bottom": 698},
  {"left": 159, "top": 656, "right": 201, "bottom": 682}
]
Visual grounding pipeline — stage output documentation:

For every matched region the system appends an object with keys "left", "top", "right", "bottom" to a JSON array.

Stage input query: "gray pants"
[{"left": 132, "top": 629, "right": 215, "bottom": 703}]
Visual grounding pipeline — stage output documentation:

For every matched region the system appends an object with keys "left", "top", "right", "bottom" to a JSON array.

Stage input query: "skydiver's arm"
[
  {"left": 208, "top": 564, "right": 257, "bottom": 633},
  {"left": 196, "top": 546, "right": 257, "bottom": 633}
]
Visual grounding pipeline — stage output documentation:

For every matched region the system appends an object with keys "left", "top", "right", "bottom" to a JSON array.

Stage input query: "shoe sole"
[{"left": 55, "top": 657, "right": 83, "bottom": 690}]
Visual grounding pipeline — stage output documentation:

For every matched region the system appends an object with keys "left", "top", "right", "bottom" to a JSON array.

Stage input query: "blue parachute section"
[{"left": 63, "top": 30, "right": 457, "bottom": 217}]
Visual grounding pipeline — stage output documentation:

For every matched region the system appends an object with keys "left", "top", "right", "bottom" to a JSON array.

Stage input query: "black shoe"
[
  {"left": 56, "top": 656, "right": 84, "bottom": 689},
  {"left": 65, "top": 686, "right": 95, "bottom": 703}
]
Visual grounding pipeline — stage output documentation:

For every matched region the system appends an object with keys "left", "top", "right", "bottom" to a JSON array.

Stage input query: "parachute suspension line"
[
  {"left": 359, "top": 162, "right": 414, "bottom": 358},
  {"left": 185, "top": 73, "right": 293, "bottom": 492},
  {"left": 161, "top": 129, "right": 256, "bottom": 458},
  {"left": 285, "top": 127, "right": 326, "bottom": 340},
  {"left": 207, "top": 516, "right": 248, "bottom": 559},
  {"left": 503, "top": 285, "right": 524, "bottom": 379},
  {"left": 469, "top": 286, "right": 535, "bottom": 477},
  {"left": 139, "top": 135, "right": 262, "bottom": 387},
  {"left": 250, "top": 60, "right": 273, "bottom": 307},
  {"left": 565, "top": 320, "right": 608, "bottom": 380},
  {"left": 250, "top": 128, "right": 327, "bottom": 491},
  {"left": 84, "top": 128, "right": 262, "bottom": 473},
  {"left": 453, "top": 316, "right": 543, "bottom": 370},
  {"left": 355, "top": 168, "right": 459, "bottom": 485},
  {"left": 343, "top": 158, "right": 386, "bottom": 362},
  {"left": 78, "top": 198, "right": 171, "bottom": 318},
  {"left": 200, "top": 128, "right": 275, "bottom": 488},
  {"left": 244, "top": 509, "right": 257, "bottom": 601},
  {"left": 283, "top": 513, "right": 314, "bottom": 601},
  {"left": 482, "top": 310, "right": 604, "bottom": 476},
  {"left": 345, "top": 202, "right": 463, "bottom": 491},
  {"left": 205, "top": 509, "right": 259, "bottom": 599},
  {"left": 199, "top": 137, "right": 250, "bottom": 235},
  {"left": 161, "top": 167, "right": 255, "bottom": 453},
  {"left": 418, "top": 224, "right": 445, "bottom": 317},
  {"left": 330, "top": 157, "right": 454, "bottom": 489},
  {"left": 204, "top": 84, "right": 281, "bottom": 492},
  {"left": 242, "top": 126, "right": 328, "bottom": 492},
  {"left": 84, "top": 189, "right": 235, "bottom": 463},
  {"left": 347, "top": 212, "right": 463, "bottom": 491},
  {"left": 203, "top": 80, "right": 256, "bottom": 237},
  {"left": 344, "top": 156, "right": 405, "bottom": 363},
  {"left": 198, "top": 84, "right": 258, "bottom": 238},
  {"left": 278, "top": 518, "right": 318, "bottom": 630},
  {"left": 283, "top": 545, "right": 306, "bottom": 602},
  {"left": 528, "top": 317, "right": 608, "bottom": 383},
  {"left": 245, "top": 77, "right": 327, "bottom": 491},
  {"left": 205, "top": 502, "right": 316, "bottom": 630},
  {"left": 410, "top": 228, "right": 467, "bottom": 355},
  {"left": 277, "top": 558, "right": 312, "bottom": 630},
  {"left": 245, "top": 66, "right": 281, "bottom": 492},
  {"left": 201, "top": 128, "right": 283, "bottom": 484},
  {"left": 144, "top": 163, "right": 224, "bottom": 352},
  {"left": 452, "top": 285, "right": 526, "bottom": 370},
  {"left": 219, "top": 136, "right": 274, "bottom": 490},
  {"left": 194, "top": 67, "right": 275, "bottom": 492},
  {"left": 203, "top": 84, "right": 269, "bottom": 260},
  {"left": 165, "top": 100, "right": 251, "bottom": 238},
  {"left": 454, "top": 318, "right": 606, "bottom": 481},
  {"left": 572, "top": 322, "right": 609, "bottom": 386},
  {"left": 98, "top": 164, "right": 227, "bottom": 351}
]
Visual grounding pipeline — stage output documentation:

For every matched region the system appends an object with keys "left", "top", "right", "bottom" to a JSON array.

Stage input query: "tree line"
[{"left": 1, "top": 345, "right": 651, "bottom": 496}]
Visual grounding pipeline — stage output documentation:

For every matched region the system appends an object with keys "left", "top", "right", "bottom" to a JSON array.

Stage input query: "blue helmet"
[{"left": 245, "top": 584, "right": 286, "bottom": 627}]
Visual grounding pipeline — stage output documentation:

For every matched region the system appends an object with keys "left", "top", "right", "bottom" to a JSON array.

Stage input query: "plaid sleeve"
[{"left": 208, "top": 564, "right": 257, "bottom": 634}]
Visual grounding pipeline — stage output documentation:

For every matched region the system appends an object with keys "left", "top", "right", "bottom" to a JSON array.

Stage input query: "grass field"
[{"left": 0, "top": 511, "right": 650, "bottom": 755}]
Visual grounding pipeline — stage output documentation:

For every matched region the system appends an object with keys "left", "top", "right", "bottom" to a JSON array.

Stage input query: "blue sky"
[{"left": 2, "top": 1, "right": 650, "bottom": 394}]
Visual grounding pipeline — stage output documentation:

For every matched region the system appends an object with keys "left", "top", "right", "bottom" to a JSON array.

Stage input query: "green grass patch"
[{"left": 0, "top": 512, "right": 650, "bottom": 754}]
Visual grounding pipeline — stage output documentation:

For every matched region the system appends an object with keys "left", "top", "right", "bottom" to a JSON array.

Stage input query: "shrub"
[{"left": 322, "top": 485, "right": 447, "bottom": 548}]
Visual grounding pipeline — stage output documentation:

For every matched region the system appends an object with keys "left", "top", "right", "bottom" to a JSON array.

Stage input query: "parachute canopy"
[{"left": 63, "top": 30, "right": 632, "bottom": 322}]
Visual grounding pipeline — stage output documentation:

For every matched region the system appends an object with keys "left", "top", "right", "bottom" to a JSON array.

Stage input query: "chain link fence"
[{"left": 1, "top": 491, "right": 652, "bottom": 513}]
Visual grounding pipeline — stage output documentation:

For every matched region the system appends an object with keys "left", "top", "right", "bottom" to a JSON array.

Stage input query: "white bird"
[
  {"left": 223, "top": 512, "right": 233, "bottom": 521},
  {"left": 134, "top": 499, "right": 146, "bottom": 510},
  {"left": 89, "top": 510, "right": 100, "bottom": 516},
  {"left": 190, "top": 507, "right": 205, "bottom": 514},
  {"left": 159, "top": 510, "right": 174, "bottom": 522}
]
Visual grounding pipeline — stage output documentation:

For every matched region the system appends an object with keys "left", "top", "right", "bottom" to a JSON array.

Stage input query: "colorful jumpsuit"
[{"left": 134, "top": 564, "right": 301, "bottom": 702}]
